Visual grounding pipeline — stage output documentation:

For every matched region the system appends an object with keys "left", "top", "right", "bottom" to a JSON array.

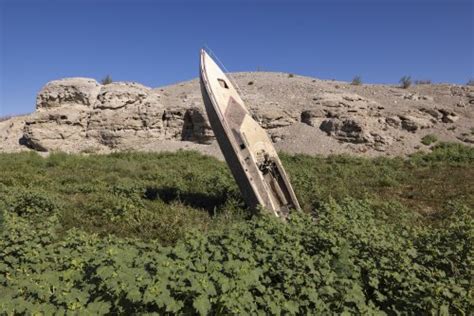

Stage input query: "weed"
[
  {"left": 351, "top": 75, "right": 362, "bottom": 85},
  {"left": 399, "top": 75, "right": 412, "bottom": 89},
  {"left": 421, "top": 134, "right": 438, "bottom": 146},
  {"left": 101, "top": 75, "right": 113, "bottom": 85},
  {"left": 0, "top": 145, "right": 472, "bottom": 314}
]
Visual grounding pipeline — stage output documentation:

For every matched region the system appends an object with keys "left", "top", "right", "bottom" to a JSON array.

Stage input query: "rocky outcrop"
[
  {"left": 181, "top": 107, "right": 214, "bottom": 143},
  {"left": 0, "top": 116, "right": 28, "bottom": 152},
  {"left": 1, "top": 72, "right": 472, "bottom": 157},
  {"left": 36, "top": 78, "right": 101, "bottom": 108},
  {"left": 399, "top": 115, "right": 433, "bottom": 132},
  {"left": 299, "top": 92, "right": 393, "bottom": 150},
  {"left": 253, "top": 107, "right": 298, "bottom": 129},
  {"left": 419, "top": 107, "right": 459, "bottom": 123},
  {"left": 402, "top": 93, "right": 434, "bottom": 101},
  {"left": 300, "top": 109, "right": 325, "bottom": 127},
  {"left": 21, "top": 78, "right": 214, "bottom": 152},
  {"left": 320, "top": 118, "right": 368, "bottom": 143}
]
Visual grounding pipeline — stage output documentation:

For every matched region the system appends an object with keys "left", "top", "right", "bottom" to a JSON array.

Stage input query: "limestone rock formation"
[
  {"left": 0, "top": 72, "right": 472, "bottom": 157},
  {"left": 300, "top": 109, "right": 325, "bottom": 127},
  {"left": 20, "top": 79, "right": 213, "bottom": 152},
  {"left": 36, "top": 78, "right": 101, "bottom": 109},
  {"left": 400, "top": 115, "right": 433, "bottom": 132},
  {"left": 253, "top": 107, "right": 298, "bottom": 129}
]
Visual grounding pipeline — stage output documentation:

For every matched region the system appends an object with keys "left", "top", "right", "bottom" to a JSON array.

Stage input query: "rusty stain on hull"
[{"left": 199, "top": 49, "right": 300, "bottom": 218}]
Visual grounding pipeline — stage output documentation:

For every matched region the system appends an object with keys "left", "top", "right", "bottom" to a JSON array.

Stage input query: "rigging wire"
[{"left": 202, "top": 46, "right": 244, "bottom": 98}]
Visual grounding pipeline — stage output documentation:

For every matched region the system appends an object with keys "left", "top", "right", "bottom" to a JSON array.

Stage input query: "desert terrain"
[{"left": 1, "top": 72, "right": 472, "bottom": 158}]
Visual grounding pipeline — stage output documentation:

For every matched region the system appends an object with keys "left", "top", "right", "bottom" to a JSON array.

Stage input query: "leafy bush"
[
  {"left": 288, "top": 73, "right": 294, "bottom": 78},
  {"left": 399, "top": 75, "right": 412, "bottom": 89},
  {"left": 0, "top": 147, "right": 472, "bottom": 314},
  {"left": 3, "top": 189, "right": 60, "bottom": 218},
  {"left": 421, "top": 134, "right": 438, "bottom": 146},
  {"left": 409, "top": 142, "right": 474, "bottom": 165},
  {"left": 351, "top": 75, "right": 362, "bottom": 86},
  {"left": 0, "top": 198, "right": 472, "bottom": 314}
]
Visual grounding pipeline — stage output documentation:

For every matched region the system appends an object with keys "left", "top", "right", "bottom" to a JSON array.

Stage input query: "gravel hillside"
[{"left": 1, "top": 72, "right": 473, "bottom": 158}]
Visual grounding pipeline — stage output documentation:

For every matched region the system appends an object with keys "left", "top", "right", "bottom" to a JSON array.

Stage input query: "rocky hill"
[{"left": 1, "top": 73, "right": 473, "bottom": 158}]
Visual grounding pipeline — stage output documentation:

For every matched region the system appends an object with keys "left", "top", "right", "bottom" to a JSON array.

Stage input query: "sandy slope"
[{"left": 0, "top": 72, "right": 472, "bottom": 158}]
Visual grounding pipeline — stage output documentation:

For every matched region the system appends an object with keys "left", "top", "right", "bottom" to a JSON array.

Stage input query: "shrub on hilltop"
[{"left": 399, "top": 75, "right": 412, "bottom": 89}]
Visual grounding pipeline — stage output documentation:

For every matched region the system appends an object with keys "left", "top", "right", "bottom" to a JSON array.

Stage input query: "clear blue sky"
[{"left": 0, "top": 0, "right": 472, "bottom": 116}]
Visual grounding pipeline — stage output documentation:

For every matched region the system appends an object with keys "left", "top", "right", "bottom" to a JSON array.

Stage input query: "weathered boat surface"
[{"left": 199, "top": 49, "right": 300, "bottom": 218}]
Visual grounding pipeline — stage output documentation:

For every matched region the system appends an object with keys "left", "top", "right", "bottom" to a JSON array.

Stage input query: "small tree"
[
  {"left": 467, "top": 79, "right": 474, "bottom": 86},
  {"left": 351, "top": 75, "right": 362, "bottom": 86},
  {"left": 101, "top": 75, "right": 113, "bottom": 85},
  {"left": 399, "top": 75, "right": 412, "bottom": 89}
]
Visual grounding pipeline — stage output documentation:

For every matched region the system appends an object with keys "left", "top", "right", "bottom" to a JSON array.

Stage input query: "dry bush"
[
  {"left": 101, "top": 75, "right": 113, "bottom": 85},
  {"left": 351, "top": 75, "right": 362, "bottom": 86},
  {"left": 399, "top": 76, "right": 412, "bottom": 89}
]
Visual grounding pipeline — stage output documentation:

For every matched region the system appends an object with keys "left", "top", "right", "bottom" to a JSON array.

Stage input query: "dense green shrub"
[
  {"left": 409, "top": 142, "right": 474, "bottom": 165},
  {"left": 0, "top": 146, "right": 472, "bottom": 314},
  {"left": 0, "top": 198, "right": 472, "bottom": 314},
  {"left": 1, "top": 188, "right": 60, "bottom": 218}
]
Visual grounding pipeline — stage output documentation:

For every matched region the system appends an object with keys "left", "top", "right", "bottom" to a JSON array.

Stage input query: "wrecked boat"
[{"left": 199, "top": 49, "right": 300, "bottom": 218}]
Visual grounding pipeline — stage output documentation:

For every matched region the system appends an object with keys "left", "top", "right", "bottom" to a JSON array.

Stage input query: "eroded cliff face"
[
  {"left": 20, "top": 78, "right": 213, "bottom": 153},
  {"left": 1, "top": 73, "right": 473, "bottom": 157}
]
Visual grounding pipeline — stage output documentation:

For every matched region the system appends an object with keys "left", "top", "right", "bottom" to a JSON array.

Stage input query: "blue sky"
[{"left": 0, "top": 0, "right": 472, "bottom": 116}]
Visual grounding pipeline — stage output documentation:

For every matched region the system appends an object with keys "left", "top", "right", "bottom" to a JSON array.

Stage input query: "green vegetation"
[
  {"left": 421, "top": 134, "right": 438, "bottom": 146},
  {"left": 351, "top": 75, "right": 362, "bottom": 86},
  {"left": 399, "top": 75, "right": 412, "bottom": 89},
  {"left": 0, "top": 143, "right": 473, "bottom": 314}
]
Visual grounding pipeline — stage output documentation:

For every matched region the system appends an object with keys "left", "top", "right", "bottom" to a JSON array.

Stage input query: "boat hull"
[{"left": 199, "top": 49, "right": 300, "bottom": 218}]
